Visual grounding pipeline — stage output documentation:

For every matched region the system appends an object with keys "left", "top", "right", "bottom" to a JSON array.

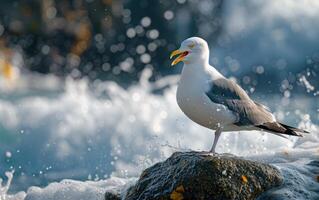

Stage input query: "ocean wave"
[{"left": 0, "top": 69, "right": 317, "bottom": 199}]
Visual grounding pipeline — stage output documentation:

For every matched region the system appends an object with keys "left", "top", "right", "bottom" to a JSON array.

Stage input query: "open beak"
[{"left": 170, "top": 50, "right": 189, "bottom": 66}]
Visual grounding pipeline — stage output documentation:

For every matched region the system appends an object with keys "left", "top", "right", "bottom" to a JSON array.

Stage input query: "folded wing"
[{"left": 205, "top": 78, "right": 308, "bottom": 136}]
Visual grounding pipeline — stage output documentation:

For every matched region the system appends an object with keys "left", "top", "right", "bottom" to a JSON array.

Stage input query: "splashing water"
[
  {"left": 0, "top": 172, "right": 13, "bottom": 200},
  {"left": 0, "top": 171, "right": 26, "bottom": 200},
  {"left": 0, "top": 69, "right": 318, "bottom": 199}
]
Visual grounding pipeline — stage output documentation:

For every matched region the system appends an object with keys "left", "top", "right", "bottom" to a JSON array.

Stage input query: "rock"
[
  {"left": 105, "top": 191, "right": 120, "bottom": 200},
  {"left": 125, "top": 151, "right": 283, "bottom": 200}
]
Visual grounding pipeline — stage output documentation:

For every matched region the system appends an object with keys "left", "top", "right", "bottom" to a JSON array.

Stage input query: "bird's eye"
[{"left": 188, "top": 43, "right": 195, "bottom": 49}]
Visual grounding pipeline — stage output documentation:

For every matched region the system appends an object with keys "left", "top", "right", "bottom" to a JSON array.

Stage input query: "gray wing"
[{"left": 205, "top": 78, "right": 274, "bottom": 126}]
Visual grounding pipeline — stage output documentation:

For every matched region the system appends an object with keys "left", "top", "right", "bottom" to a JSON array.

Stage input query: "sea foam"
[{"left": 0, "top": 69, "right": 317, "bottom": 199}]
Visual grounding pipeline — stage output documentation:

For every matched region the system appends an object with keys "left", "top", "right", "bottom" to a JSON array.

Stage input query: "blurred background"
[
  {"left": 0, "top": 0, "right": 318, "bottom": 92},
  {"left": 0, "top": 0, "right": 318, "bottom": 193}
]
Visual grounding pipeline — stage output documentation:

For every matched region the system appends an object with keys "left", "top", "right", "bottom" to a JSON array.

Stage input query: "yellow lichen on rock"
[
  {"left": 241, "top": 175, "right": 248, "bottom": 184},
  {"left": 170, "top": 185, "right": 185, "bottom": 200}
]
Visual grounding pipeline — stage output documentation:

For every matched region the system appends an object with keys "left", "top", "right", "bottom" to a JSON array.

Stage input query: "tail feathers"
[
  {"left": 279, "top": 123, "right": 309, "bottom": 133},
  {"left": 256, "top": 122, "right": 309, "bottom": 137}
]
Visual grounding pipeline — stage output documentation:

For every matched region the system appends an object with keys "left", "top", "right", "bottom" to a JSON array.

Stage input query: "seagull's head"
[{"left": 170, "top": 37, "right": 209, "bottom": 66}]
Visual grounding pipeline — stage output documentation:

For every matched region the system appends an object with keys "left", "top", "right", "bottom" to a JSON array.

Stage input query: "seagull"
[{"left": 170, "top": 37, "right": 309, "bottom": 153}]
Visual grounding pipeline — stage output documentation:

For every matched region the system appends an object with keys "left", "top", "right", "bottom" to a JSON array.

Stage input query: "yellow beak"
[{"left": 170, "top": 49, "right": 188, "bottom": 66}]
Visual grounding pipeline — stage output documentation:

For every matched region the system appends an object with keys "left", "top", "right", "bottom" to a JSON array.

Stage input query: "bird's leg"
[{"left": 210, "top": 127, "right": 222, "bottom": 153}]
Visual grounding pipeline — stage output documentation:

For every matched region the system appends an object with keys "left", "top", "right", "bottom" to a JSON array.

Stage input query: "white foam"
[
  {"left": 0, "top": 69, "right": 317, "bottom": 199},
  {"left": 0, "top": 172, "right": 135, "bottom": 200},
  {"left": 23, "top": 177, "right": 134, "bottom": 200}
]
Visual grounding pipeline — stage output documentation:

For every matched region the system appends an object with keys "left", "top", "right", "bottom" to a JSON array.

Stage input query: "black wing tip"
[
  {"left": 279, "top": 123, "right": 310, "bottom": 134},
  {"left": 283, "top": 129, "right": 303, "bottom": 137},
  {"left": 256, "top": 122, "right": 309, "bottom": 137}
]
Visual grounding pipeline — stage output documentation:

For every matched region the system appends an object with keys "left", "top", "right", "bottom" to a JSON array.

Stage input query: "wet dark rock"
[
  {"left": 125, "top": 151, "right": 283, "bottom": 200},
  {"left": 105, "top": 191, "right": 120, "bottom": 200}
]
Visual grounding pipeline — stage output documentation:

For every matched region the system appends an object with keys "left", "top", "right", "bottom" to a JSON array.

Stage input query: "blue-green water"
[{"left": 0, "top": 73, "right": 318, "bottom": 199}]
